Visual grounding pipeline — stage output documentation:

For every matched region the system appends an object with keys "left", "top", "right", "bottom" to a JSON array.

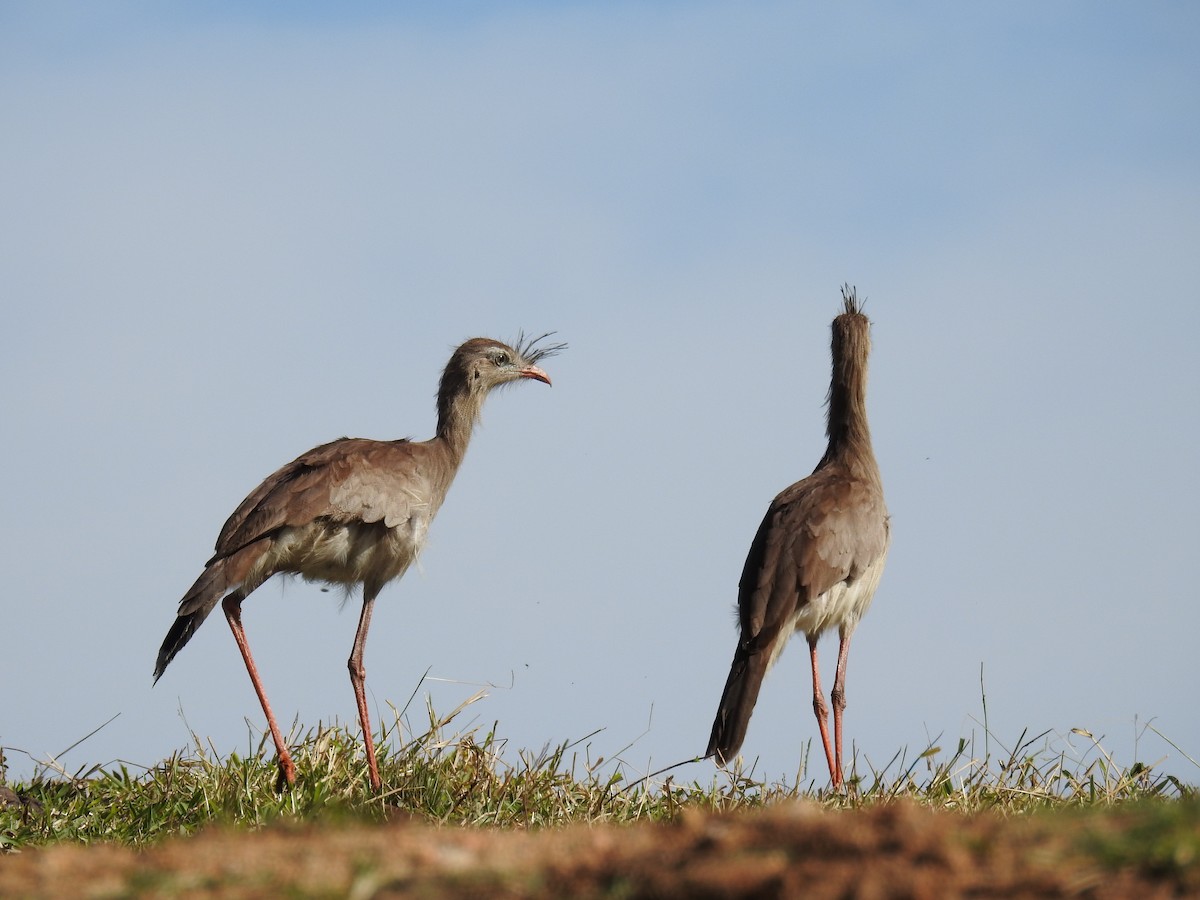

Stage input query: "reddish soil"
[{"left": 0, "top": 801, "right": 1190, "bottom": 898}]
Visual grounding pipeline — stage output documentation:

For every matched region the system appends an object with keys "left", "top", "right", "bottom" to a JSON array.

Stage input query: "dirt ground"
[{"left": 0, "top": 801, "right": 1192, "bottom": 898}]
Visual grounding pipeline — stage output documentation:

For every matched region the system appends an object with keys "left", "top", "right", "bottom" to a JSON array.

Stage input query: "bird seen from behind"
[
  {"left": 153, "top": 333, "right": 564, "bottom": 792},
  {"left": 706, "top": 288, "right": 889, "bottom": 789}
]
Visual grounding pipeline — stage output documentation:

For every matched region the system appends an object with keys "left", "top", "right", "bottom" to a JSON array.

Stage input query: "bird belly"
[
  {"left": 269, "top": 516, "right": 428, "bottom": 589},
  {"left": 785, "top": 551, "right": 888, "bottom": 644}
]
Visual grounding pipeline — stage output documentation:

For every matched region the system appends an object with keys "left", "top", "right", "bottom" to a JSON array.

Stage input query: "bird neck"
[
  {"left": 821, "top": 405, "right": 878, "bottom": 476},
  {"left": 434, "top": 382, "right": 487, "bottom": 464},
  {"left": 820, "top": 320, "right": 880, "bottom": 477}
]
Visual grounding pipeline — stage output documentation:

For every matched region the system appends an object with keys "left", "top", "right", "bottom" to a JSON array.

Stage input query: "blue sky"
[{"left": 3, "top": 2, "right": 1198, "bottom": 789}]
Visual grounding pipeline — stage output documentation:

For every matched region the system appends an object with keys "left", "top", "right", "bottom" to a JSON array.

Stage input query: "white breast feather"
[{"left": 768, "top": 550, "right": 889, "bottom": 671}]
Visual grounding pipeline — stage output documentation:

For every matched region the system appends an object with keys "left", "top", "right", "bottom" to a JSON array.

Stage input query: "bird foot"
[{"left": 274, "top": 756, "right": 297, "bottom": 793}]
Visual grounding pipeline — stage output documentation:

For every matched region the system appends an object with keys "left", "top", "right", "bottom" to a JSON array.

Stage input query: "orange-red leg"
[
  {"left": 223, "top": 593, "right": 297, "bottom": 791},
  {"left": 807, "top": 635, "right": 840, "bottom": 788},
  {"left": 830, "top": 631, "right": 853, "bottom": 789},
  {"left": 348, "top": 589, "right": 382, "bottom": 791}
]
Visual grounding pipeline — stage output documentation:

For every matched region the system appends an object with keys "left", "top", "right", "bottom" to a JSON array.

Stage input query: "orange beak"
[{"left": 519, "top": 365, "right": 552, "bottom": 386}]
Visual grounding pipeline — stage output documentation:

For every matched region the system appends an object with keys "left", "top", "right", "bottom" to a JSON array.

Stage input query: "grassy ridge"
[{"left": 1, "top": 695, "right": 1194, "bottom": 851}]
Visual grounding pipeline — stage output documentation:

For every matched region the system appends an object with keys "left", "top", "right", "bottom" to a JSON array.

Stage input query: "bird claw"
[{"left": 274, "top": 757, "right": 297, "bottom": 793}]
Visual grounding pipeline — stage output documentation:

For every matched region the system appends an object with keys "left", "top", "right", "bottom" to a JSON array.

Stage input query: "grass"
[{"left": 1, "top": 691, "right": 1194, "bottom": 852}]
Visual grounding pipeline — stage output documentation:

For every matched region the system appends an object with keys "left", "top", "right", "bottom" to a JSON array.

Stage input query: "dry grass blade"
[{"left": 0, "top": 702, "right": 1194, "bottom": 852}]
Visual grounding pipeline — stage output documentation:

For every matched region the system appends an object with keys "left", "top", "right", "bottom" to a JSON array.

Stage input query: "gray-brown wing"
[
  {"left": 210, "top": 438, "right": 428, "bottom": 562},
  {"left": 793, "top": 468, "right": 889, "bottom": 600},
  {"left": 737, "top": 465, "right": 888, "bottom": 643},
  {"left": 737, "top": 499, "right": 799, "bottom": 642}
]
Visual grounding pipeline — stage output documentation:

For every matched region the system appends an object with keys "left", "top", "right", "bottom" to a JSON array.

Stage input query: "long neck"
[
  {"left": 434, "top": 375, "right": 486, "bottom": 466},
  {"left": 819, "top": 316, "right": 879, "bottom": 476}
]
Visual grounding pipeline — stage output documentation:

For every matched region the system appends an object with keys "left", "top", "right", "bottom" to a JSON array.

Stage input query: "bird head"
[
  {"left": 449, "top": 332, "right": 565, "bottom": 391},
  {"left": 436, "top": 332, "right": 566, "bottom": 439}
]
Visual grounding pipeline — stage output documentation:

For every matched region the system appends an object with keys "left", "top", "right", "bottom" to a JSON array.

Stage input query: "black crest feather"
[{"left": 514, "top": 331, "right": 568, "bottom": 365}]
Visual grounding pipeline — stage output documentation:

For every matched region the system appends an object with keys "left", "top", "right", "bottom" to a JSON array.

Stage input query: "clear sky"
[{"left": 3, "top": 2, "right": 1198, "bottom": 789}]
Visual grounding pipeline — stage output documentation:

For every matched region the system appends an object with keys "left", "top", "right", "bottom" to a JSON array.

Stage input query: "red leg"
[
  {"left": 348, "top": 589, "right": 382, "bottom": 791},
  {"left": 223, "top": 593, "right": 297, "bottom": 791},
  {"left": 830, "top": 630, "right": 853, "bottom": 790},
  {"left": 807, "top": 635, "right": 839, "bottom": 787}
]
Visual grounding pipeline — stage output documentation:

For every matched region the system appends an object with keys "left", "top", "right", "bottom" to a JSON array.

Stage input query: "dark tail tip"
[
  {"left": 153, "top": 602, "right": 219, "bottom": 684},
  {"left": 154, "top": 562, "right": 235, "bottom": 684},
  {"left": 153, "top": 614, "right": 195, "bottom": 683},
  {"left": 705, "top": 714, "right": 742, "bottom": 766},
  {"left": 705, "top": 648, "right": 768, "bottom": 765}
]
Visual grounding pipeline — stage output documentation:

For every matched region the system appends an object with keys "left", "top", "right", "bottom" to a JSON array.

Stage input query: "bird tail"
[
  {"left": 705, "top": 645, "right": 770, "bottom": 764},
  {"left": 152, "top": 559, "right": 235, "bottom": 683}
]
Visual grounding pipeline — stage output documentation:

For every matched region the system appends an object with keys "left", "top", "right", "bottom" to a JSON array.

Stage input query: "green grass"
[{"left": 2, "top": 692, "right": 1194, "bottom": 852}]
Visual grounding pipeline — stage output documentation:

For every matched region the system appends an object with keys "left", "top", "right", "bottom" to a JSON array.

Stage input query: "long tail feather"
[
  {"left": 153, "top": 560, "right": 232, "bottom": 682},
  {"left": 705, "top": 647, "right": 770, "bottom": 763}
]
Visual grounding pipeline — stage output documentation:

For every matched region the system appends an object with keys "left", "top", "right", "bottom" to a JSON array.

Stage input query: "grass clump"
[
  {"left": 1, "top": 692, "right": 668, "bottom": 849},
  {"left": 840, "top": 725, "right": 1193, "bottom": 812},
  {"left": 1, "top": 694, "right": 1194, "bottom": 851}
]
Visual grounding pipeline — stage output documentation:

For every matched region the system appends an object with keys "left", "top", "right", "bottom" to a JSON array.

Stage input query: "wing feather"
[
  {"left": 736, "top": 463, "right": 888, "bottom": 647},
  {"left": 210, "top": 438, "right": 428, "bottom": 561}
]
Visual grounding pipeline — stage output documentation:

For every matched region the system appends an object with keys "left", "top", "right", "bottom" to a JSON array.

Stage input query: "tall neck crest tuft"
[{"left": 821, "top": 286, "right": 878, "bottom": 473}]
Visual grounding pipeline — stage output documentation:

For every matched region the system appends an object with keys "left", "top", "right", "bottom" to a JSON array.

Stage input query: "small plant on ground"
[{"left": 1, "top": 693, "right": 1194, "bottom": 851}]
